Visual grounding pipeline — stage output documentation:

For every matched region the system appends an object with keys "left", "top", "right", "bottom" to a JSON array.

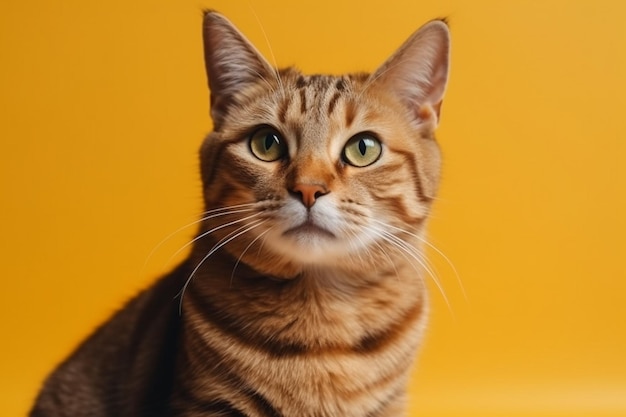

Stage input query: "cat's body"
[{"left": 31, "top": 11, "right": 450, "bottom": 417}]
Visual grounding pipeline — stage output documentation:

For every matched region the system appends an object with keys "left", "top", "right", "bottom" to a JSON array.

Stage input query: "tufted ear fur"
[
  {"left": 371, "top": 19, "right": 450, "bottom": 127},
  {"left": 202, "top": 11, "right": 275, "bottom": 124}
]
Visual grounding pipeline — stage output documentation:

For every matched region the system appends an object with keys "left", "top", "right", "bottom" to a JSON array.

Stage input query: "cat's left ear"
[{"left": 371, "top": 20, "right": 450, "bottom": 126}]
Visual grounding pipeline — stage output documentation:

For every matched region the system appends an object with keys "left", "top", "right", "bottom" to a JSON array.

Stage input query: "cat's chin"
[
  {"left": 283, "top": 221, "right": 336, "bottom": 240},
  {"left": 266, "top": 225, "right": 345, "bottom": 265}
]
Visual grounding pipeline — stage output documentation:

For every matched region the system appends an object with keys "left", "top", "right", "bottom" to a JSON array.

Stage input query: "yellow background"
[{"left": 2, "top": 0, "right": 625, "bottom": 415}]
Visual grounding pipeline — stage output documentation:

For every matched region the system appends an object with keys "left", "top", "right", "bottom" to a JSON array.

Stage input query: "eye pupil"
[
  {"left": 265, "top": 134, "right": 276, "bottom": 151},
  {"left": 358, "top": 139, "right": 367, "bottom": 156}
]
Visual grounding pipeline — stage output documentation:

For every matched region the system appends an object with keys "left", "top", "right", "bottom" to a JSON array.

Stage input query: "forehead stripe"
[{"left": 327, "top": 91, "right": 341, "bottom": 116}]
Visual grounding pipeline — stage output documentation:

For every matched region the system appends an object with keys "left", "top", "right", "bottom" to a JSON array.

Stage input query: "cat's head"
[{"left": 197, "top": 11, "right": 450, "bottom": 279}]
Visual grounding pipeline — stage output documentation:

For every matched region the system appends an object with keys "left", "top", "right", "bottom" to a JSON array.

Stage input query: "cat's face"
[{"left": 197, "top": 12, "right": 449, "bottom": 277}]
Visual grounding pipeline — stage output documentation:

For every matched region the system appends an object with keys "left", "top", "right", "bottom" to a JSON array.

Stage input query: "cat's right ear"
[
  {"left": 202, "top": 11, "right": 275, "bottom": 124},
  {"left": 371, "top": 19, "right": 450, "bottom": 127}
]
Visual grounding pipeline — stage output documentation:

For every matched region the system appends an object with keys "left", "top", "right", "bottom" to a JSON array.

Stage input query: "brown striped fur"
[{"left": 31, "top": 10, "right": 450, "bottom": 417}]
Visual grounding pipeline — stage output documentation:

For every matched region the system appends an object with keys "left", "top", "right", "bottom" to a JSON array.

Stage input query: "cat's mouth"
[{"left": 283, "top": 221, "right": 336, "bottom": 239}]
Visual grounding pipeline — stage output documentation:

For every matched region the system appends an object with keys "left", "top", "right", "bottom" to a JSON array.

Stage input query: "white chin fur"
[{"left": 277, "top": 232, "right": 349, "bottom": 264}]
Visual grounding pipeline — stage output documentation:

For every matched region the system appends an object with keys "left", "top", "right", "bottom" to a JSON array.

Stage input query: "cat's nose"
[{"left": 290, "top": 183, "right": 329, "bottom": 208}]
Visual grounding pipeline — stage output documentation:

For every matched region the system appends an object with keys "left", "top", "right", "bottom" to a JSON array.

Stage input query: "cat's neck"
[{"left": 183, "top": 242, "right": 427, "bottom": 352}]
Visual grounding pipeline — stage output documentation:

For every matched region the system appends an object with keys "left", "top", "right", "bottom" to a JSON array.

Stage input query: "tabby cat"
[{"left": 31, "top": 10, "right": 450, "bottom": 417}]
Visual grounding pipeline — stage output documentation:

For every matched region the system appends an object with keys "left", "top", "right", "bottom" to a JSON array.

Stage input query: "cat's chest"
[{"left": 181, "top": 298, "right": 425, "bottom": 417}]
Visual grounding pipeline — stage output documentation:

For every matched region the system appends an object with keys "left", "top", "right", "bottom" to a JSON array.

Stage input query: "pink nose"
[{"left": 291, "top": 183, "right": 328, "bottom": 208}]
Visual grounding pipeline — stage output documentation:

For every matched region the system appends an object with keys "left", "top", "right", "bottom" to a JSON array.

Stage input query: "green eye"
[
  {"left": 249, "top": 127, "right": 287, "bottom": 162},
  {"left": 342, "top": 133, "right": 382, "bottom": 167}
]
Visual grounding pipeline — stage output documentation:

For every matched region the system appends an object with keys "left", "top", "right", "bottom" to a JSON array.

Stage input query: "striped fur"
[{"left": 31, "top": 11, "right": 450, "bottom": 417}]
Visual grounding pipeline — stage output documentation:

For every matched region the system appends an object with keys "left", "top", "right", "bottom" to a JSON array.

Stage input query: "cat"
[{"left": 30, "top": 9, "right": 450, "bottom": 417}]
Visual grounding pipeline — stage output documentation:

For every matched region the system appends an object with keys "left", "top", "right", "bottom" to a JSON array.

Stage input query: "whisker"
[
  {"left": 178, "top": 218, "right": 267, "bottom": 313},
  {"left": 380, "top": 230, "right": 440, "bottom": 282},
  {"left": 347, "top": 228, "right": 388, "bottom": 278},
  {"left": 344, "top": 228, "right": 367, "bottom": 269},
  {"left": 230, "top": 225, "right": 274, "bottom": 286},
  {"left": 141, "top": 203, "right": 257, "bottom": 271},
  {"left": 371, "top": 218, "right": 467, "bottom": 302},
  {"left": 367, "top": 225, "right": 453, "bottom": 315},
  {"left": 256, "top": 223, "right": 272, "bottom": 257},
  {"left": 247, "top": 4, "right": 286, "bottom": 98},
  {"left": 362, "top": 227, "right": 401, "bottom": 281},
  {"left": 385, "top": 234, "right": 452, "bottom": 315},
  {"left": 198, "top": 202, "right": 259, "bottom": 216},
  {"left": 249, "top": 67, "right": 280, "bottom": 96},
  {"left": 165, "top": 211, "right": 263, "bottom": 270}
]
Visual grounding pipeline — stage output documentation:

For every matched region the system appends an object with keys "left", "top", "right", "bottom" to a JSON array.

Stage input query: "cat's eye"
[
  {"left": 249, "top": 127, "right": 287, "bottom": 162},
  {"left": 342, "top": 133, "right": 382, "bottom": 167}
]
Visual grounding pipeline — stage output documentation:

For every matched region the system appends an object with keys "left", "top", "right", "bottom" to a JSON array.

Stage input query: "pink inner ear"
[{"left": 417, "top": 104, "right": 438, "bottom": 124}]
